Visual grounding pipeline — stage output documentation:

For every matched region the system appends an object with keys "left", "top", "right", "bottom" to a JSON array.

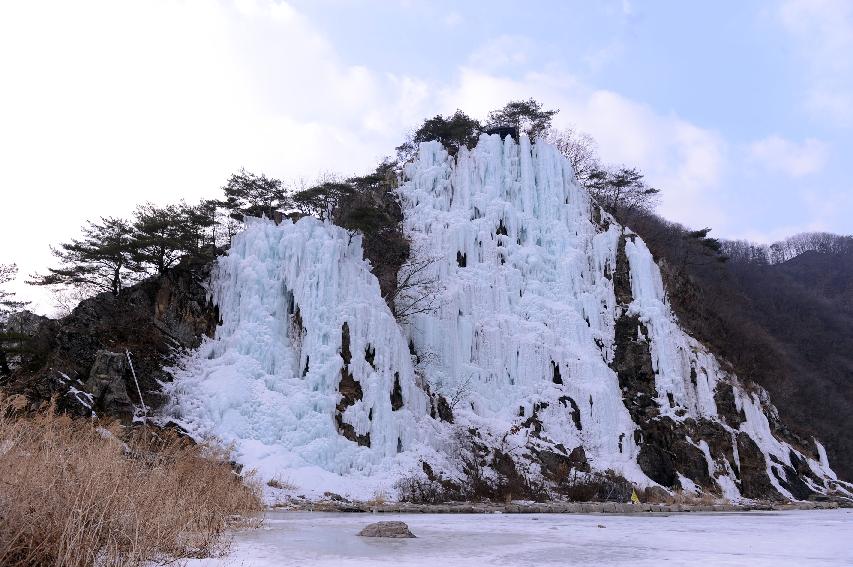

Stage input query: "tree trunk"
[
  {"left": 112, "top": 265, "right": 122, "bottom": 297},
  {"left": 0, "top": 348, "right": 10, "bottom": 377}
]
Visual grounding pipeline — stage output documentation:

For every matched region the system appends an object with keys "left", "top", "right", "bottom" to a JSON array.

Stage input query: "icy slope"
[
  {"left": 166, "top": 218, "right": 437, "bottom": 496},
  {"left": 168, "top": 135, "right": 846, "bottom": 501}
]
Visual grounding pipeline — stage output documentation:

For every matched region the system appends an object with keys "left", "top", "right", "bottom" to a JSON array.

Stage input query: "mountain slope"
[{"left": 725, "top": 251, "right": 853, "bottom": 480}]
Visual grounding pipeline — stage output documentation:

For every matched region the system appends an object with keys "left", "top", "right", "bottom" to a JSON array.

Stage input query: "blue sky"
[{"left": 1, "top": 0, "right": 852, "bottom": 308}]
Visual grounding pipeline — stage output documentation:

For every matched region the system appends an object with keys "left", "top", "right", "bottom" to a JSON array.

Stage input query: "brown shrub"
[
  {"left": 558, "top": 469, "right": 633, "bottom": 502},
  {"left": 266, "top": 474, "right": 296, "bottom": 491},
  {"left": 0, "top": 395, "right": 262, "bottom": 567},
  {"left": 641, "top": 487, "right": 723, "bottom": 506}
]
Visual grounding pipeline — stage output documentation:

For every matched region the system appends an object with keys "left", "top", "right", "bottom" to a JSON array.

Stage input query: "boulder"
[
  {"left": 357, "top": 521, "right": 416, "bottom": 538},
  {"left": 84, "top": 350, "right": 134, "bottom": 415}
]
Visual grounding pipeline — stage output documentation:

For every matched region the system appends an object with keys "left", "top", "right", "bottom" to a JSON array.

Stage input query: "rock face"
[
  {"left": 4, "top": 260, "right": 218, "bottom": 421},
  {"left": 357, "top": 521, "right": 416, "bottom": 538},
  {"left": 84, "top": 351, "right": 135, "bottom": 416}
]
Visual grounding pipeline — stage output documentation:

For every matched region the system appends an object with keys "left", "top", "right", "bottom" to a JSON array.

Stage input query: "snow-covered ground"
[{"left": 187, "top": 509, "right": 853, "bottom": 566}]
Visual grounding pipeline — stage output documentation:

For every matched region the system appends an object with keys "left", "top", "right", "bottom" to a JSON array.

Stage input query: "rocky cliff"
[{"left": 4, "top": 260, "right": 218, "bottom": 421}]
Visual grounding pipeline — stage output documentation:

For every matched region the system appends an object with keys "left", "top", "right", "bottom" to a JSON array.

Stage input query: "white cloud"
[
  {"left": 467, "top": 36, "right": 535, "bottom": 72},
  {"left": 442, "top": 67, "right": 728, "bottom": 229},
  {"left": 778, "top": 0, "right": 853, "bottom": 124},
  {"left": 747, "top": 136, "right": 828, "bottom": 177},
  {"left": 0, "top": 3, "right": 803, "bottom": 311},
  {"left": 0, "top": 0, "right": 431, "bottom": 310}
]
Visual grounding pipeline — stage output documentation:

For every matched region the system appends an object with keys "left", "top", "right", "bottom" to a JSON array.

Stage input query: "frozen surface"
[{"left": 184, "top": 509, "right": 853, "bottom": 567}]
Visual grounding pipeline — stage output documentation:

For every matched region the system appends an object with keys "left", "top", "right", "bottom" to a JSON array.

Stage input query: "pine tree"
[
  {"left": 131, "top": 203, "right": 191, "bottom": 274},
  {"left": 30, "top": 217, "right": 137, "bottom": 297},
  {"left": 292, "top": 182, "right": 354, "bottom": 221},
  {"left": 0, "top": 263, "right": 27, "bottom": 317},
  {"left": 221, "top": 169, "right": 287, "bottom": 220},
  {"left": 397, "top": 110, "right": 482, "bottom": 160},
  {"left": 486, "top": 99, "right": 559, "bottom": 140},
  {"left": 0, "top": 263, "right": 30, "bottom": 377},
  {"left": 130, "top": 202, "right": 215, "bottom": 274},
  {"left": 586, "top": 167, "right": 660, "bottom": 221}
]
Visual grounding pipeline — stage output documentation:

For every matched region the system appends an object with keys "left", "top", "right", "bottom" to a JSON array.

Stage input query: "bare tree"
[
  {"left": 388, "top": 254, "right": 443, "bottom": 322},
  {"left": 549, "top": 129, "right": 660, "bottom": 225},
  {"left": 723, "top": 232, "right": 853, "bottom": 265},
  {"left": 50, "top": 286, "right": 96, "bottom": 318},
  {"left": 448, "top": 375, "right": 474, "bottom": 411},
  {"left": 548, "top": 127, "right": 601, "bottom": 185}
]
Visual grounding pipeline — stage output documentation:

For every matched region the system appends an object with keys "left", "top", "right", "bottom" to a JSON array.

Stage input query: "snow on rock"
[{"left": 167, "top": 135, "right": 842, "bottom": 501}]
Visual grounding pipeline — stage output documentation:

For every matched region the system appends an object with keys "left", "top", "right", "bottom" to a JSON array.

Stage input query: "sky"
[{"left": 1, "top": 0, "right": 852, "bottom": 311}]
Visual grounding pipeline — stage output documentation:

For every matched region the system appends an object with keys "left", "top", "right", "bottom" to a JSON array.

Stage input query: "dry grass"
[
  {"left": 365, "top": 490, "right": 388, "bottom": 507},
  {"left": 266, "top": 474, "right": 296, "bottom": 491},
  {"left": 642, "top": 486, "right": 723, "bottom": 506},
  {"left": 0, "top": 395, "right": 263, "bottom": 567}
]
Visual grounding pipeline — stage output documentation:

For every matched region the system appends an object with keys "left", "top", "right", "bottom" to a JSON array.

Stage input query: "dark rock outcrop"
[
  {"left": 335, "top": 322, "right": 370, "bottom": 447},
  {"left": 736, "top": 433, "right": 783, "bottom": 500},
  {"left": 3, "top": 260, "right": 218, "bottom": 421},
  {"left": 84, "top": 350, "right": 135, "bottom": 416},
  {"left": 609, "top": 229, "right": 777, "bottom": 495}
]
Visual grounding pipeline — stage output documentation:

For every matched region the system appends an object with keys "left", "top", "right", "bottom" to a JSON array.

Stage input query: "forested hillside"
[{"left": 627, "top": 218, "right": 853, "bottom": 480}]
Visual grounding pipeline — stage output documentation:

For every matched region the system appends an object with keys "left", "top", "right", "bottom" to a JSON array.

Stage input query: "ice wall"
[
  {"left": 168, "top": 135, "right": 843, "bottom": 501},
  {"left": 167, "top": 218, "right": 434, "bottom": 497},
  {"left": 397, "top": 135, "right": 839, "bottom": 498},
  {"left": 397, "top": 136, "right": 644, "bottom": 480}
]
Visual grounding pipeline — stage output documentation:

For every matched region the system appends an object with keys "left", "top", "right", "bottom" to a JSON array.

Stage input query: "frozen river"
[{"left": 187, "top": 509, "right": 853, "bottom": 566}]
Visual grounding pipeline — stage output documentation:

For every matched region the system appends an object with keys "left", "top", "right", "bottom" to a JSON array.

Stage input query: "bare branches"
[
  {"left": 549, "top": 128, "right": 660, "bottom": 224},
  {"left": 387, "top": 254, "right": 443, "bottom": 322},
  {"left": 547, "top": 127, "right": 600, "bottom": 185},
  {"left": 447, "top": 375, "right": 473, "bottom": 411},
  {"left": 721, "top": 232, "right": 853, "bottom": 265}
]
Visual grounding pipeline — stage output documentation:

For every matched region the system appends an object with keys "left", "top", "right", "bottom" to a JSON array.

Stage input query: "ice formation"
[{"left": 167, "top": 135, "right": 844, "bottom": 501}]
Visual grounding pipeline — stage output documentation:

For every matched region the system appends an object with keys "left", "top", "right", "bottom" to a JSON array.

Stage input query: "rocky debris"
[
  {"left": 612, "top": 314, "right": 658, "bottom": 423},
  {"left": 3, "top": 310, "right": 54, "bottom": 337},
  {"left": 390, "top": 372, "right": 403, "bottom": 410},
  {"left": 636, "top": 418, "right": 713, "bottom": 491},
  {"left": 613, "top": 234, "right": 634, "bottom": 305},
  {"left": 357, "top": 521, "right": 416, "bottom": 538},
  {"left": 323, "top": 491, "right": 348, "bottom": 502},
  {"left": 433, "top": 394, "right": 454, "bottom": 423},
  {"left": 607, "top": 229, "right": 789, "bottom": 497},
  {"left": 0, "top": 310, "right": 57, "bottom": 378},
  {"left": 3, "top": 260, "right": 218, "bottom": 421}
]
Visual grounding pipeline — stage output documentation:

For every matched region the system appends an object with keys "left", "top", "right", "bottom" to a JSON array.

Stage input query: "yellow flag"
[{"left": 631, "top": 488, "right": 640, "bottom": 504}]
